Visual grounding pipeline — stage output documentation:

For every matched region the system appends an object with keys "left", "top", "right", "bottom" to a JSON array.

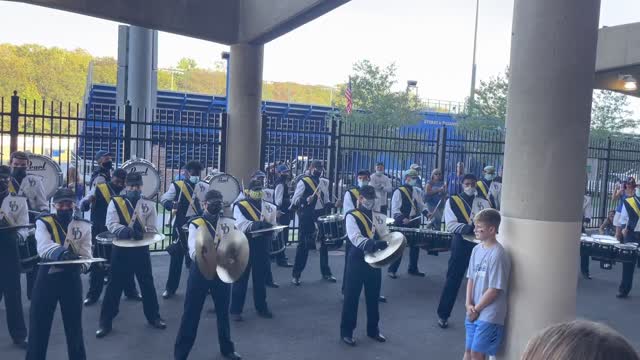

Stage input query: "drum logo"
[
  {"left": 376, "top": 216, "right": 384, "bottom": 225},
  {"left": 141, "top": 202, "right": 149, "bottom": 213},
  {"left": 221, "top": 223, "right": 230, "bottom": 234},
  {"left": 9, "top": 201, "right": 17, "bottom": 212},
  {"left": 72, "top": 227, "right": 82, "bottom": 240},
  {"left": 28, "top": 161, "right": 46, "bottom": 171},
  {"left": 128, "top": 167, "right": 149, "bottom": 175},
  {"left": 199, "top": 184, "right": 206, "bottom": 192},
  {"left": 28, "top": 178, "right": 36, "bottom": 187},
  {"left": 266, "top": 206, "right": 273, "bottom": 213}
]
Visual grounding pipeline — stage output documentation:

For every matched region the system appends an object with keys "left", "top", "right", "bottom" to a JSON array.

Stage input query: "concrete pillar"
[
  {"left": 498, "top": 0, "right": 601, "bottom": 359},
  {"left": 126, "top": 26, "right": 157, "bottom": 159},
  {"left": 226, "top": 44, "right": 264, "bottom": 182}
]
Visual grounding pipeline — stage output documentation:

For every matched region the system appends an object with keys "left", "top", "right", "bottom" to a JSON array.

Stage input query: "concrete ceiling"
[
  {"left": 7, "top": 0, "right": 350, "bottom": 45},
  {"left": 595, "top": 22, "right": 640, "bottom": 97}
]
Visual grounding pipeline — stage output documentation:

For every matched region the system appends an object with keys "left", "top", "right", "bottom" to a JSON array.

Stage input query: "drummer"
[
  {"left": 231, "top": 179, "right": 274, "bottom": 321},
  {"left": 476, "top": 165, "right": 501, "bottom": 210},
  {"left": 290, "top": 160, "right": 336, "bottom": 285},
  {"left": 27, "top": 188, "right": 92, "bottom": 360},
  {"left": 340, "top": 185, "right": 388, "bottom": 346},
  {"left": 617, "top": 185, "right": 640, "bottom": 299},
  {"left": 161, "top": 160, "right": 208, "bottom": 299},
  {"left": 264, "top": 164, "right": 294, "bottom": 288},
  {"left": 436, "top": 174, "right": 490, "bottom": 329},
  {"left": 90, "top": 150, "right": 114, "bottom": 187},
  {"left": 0, "top": 165, "right": 29, "bottom": 349},
  {"left": 97, "top": 172, "right": 166, "bottom": 338},
  {"left": 10, "top": 151, "right": 48, "bottom": 300},
  {"left": 80, "top": 168, "right": 141, "bottom": 306},
  {"left": 233, "top": 171, "right": 273, "bottom": 203},
  {"left": 387, "top": 169, "right": 429, "bottom": 279},
  {"left": 174, "top": 189, "right": 241, "bottom": 360}
]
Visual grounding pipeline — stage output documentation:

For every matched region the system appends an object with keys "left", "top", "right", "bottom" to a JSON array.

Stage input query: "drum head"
[
  {"left": 112, "top": 232, "right": 165, "bottom": 247},
  {"left": 122, "top": 159, "right": 161, "bottom": 198},
  {"left": 616, "top": 244, "right": 638, "bottom": 250},
  {"left": 318, "top": 214, "right": 343, "bottom": 223},
  {"left": 26, "top": 154, "right": 63, "bottom": 199},
  {"left": 207, "top": 173, "right": 241, "bottom": 206}
]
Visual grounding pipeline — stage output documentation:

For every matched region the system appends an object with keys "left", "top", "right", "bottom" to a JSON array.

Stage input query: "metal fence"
[{"left": 0, "top": 92, "right": 226, "bottom": 250}]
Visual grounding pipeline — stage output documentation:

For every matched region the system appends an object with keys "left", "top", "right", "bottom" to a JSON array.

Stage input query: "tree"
[
  {"left": 590, "top": 90, "right": 637, "bottom": 135},
  {"left": 333, "top": 60, "right": 421, "bottom": 126},
  {"left": 456, "top": 69, "right": 509, "bottom": 130}
]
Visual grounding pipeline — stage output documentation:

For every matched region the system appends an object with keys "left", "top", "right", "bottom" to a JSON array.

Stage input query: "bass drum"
[
  {"left": 204, "top": 173, "right": 241, "bottom": 207},
  {"left": 122, "top": 159, "right": 161, "bottom": 198},
  {"left": 26, "top": 154, "right": 63, "bottom": 199}
]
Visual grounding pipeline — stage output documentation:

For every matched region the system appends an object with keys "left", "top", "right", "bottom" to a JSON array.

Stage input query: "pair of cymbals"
[
  {"left": 364, "top": 232, "right": 407, "bottom": 269},
  {"left": 195, "top": 227, "right": 250, "bottom": 283}
]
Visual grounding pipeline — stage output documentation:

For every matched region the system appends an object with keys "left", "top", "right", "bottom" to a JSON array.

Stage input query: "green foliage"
[
  {"left": 456, "top": 70, "right": 508, "bottom": 131},
  {"left": 333, "top": 60, "right": 421, "bottom": 126},
  {"left": 590, "top": 90, "right": 637, "bottom": 136}
]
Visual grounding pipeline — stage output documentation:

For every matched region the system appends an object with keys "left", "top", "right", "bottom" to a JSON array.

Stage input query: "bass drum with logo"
[
  {"left": 122, "top": 159, "right": 161, "bottom": 199},
  {"left": 26, "top": 153, "right": 63, "bottom": 199},
  {"left": 204, "top": 173, "right": 241, "bottom": 207}
]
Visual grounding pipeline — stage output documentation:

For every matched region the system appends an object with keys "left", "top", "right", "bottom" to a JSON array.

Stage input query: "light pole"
[
  {"left": 221, "top": 51, "right": 230, "bottom": 111},
  {"left": 407, "top": 80, "right": 418, "bottom": 95},
  {"left": 469, "top": 0, "right": 480, "bottom": 104}
]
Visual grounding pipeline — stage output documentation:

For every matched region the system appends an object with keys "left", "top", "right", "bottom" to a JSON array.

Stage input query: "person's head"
[
  {"left": 245, "top": 179, "right": 263, "bottom": 201},
  {"left": 375, "top": 162, "right": 385, "bottom": 174},
  {"left": 404, "top": 169, "right": 419, "bottom": 186},
  {"left": 203, "top": 189, "right": 223, "bottom": 216},
  {"left": 185, "top": 161, "right": 203, "bottom": 183},
  {"left": 10, "top": 151, "right": 29, "bottom": 178},
  {"left": 461, "top": 174, "right": 478, "bottom": 196},
  {"left": 52, "top": 188, "right": 76, "bottom": 223},
  {"left": 125, "top": 172, "right": 143, "bottom": 193},
  {"left": 431, "top": 168, "right": 442, "bottom": 182},
  {"left": 456, "top": 162, "right": 465, "bottom": 175},
  {"left": 473, "top": 209, "right": 501, "bottom": 241},
  {"left": 410, "top": 163, "right": 421, "bottom": 173},
  {"left": 483, "top": 165, "right": 496, "bottom": 182},
  {"left": 111, "top": 169, "right": 127, "bottom": 189},
  {"left": 310, "top": 160, "right": 324, "bottom": 177},
  {"left": 95, "top": 150, "right": 113, "bottom": 170},
  {"left": 356, "top": 170, "right": 371, "bottom": 187},
  {"left": 521, "top": 320, "right": 640, "bottom": 360},
  {"left": 608, "top": 210, "right": 616, "bottom": 221},
  {"left": 0, "top": 165, "right": 11, "bottom": 191},
  {"left": 358, "top": 185, "right": 377, "bottom": 211},
  {"left": 275, "top": 164, "right": 290, "bottom": 180},
  {"left": 251, "top": 170, "right": 266, "bottom": 185}
]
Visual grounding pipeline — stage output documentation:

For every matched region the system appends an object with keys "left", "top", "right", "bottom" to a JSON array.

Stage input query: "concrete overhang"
[
  {"left": 8, "top": 0, "right": 349, "bottom": 45},
  {"left": 595, "top": 22, "right": 640, "bottom": 97}
]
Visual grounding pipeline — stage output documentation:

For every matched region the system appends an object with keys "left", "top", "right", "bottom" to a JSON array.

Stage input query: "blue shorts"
[{"left": 465, "top": 319, "right": 504, "bottom": 356}]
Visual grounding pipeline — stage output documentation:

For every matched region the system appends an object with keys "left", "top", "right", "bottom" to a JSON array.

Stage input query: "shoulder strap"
[
  {"left": 350, "top": 210, "right": 373, "bottom": 238},
  {"left": 451, "top": 195, "right": 471, "bottom": 224},
  {"left": 97, "top": 183, "right": 112, "bottom": 204},
  {"left": 626, "top": 197, "right": 640, "bottom": 218},
  {"left": 399, "top": 186, "right": 417, "bottom": 212},
  {"left": 302, "top": 177, "right": 318, "bottom": 194},
  {"left": 238, "top": 200, "right": 260, "bottom": 221},
  {"left": 175, "top": 181, "right": 199, "bottom": 213},
  {"left": 41, "top": 215, "right": 63, "bottom": 245},
  {"left": 8, "top": 179, "right": 17, "bottom": 194},
  {"left": 113, "top": 197, "right": 132, "bottom": 224},
  {"left": 476, "top": 181, "right": 493, "bottom": 207}
]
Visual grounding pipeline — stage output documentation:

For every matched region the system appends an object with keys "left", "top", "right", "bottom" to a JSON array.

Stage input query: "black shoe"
[
  {"left": 161, "top": 290, "right": 174, "bottom": 300},
  {"left": 323, "top": 275, "right": 337, "bottom": 283},
  {"left": 222, "top": 351, "right": 242, "bottom": 360},
  {"left": 617, "top": 292, "right": 629, "bottom": 299},
  {"left": 582, "top": 272, "right": 592, "bottom": 280},
  {"left": 266, "top": 281, "right": 280, "bottom": 288},
  {"left": 388, "top": 272, "right": 398, "bottom": 279},
  {"left": 438, "top": 318, "right": 448, "bottom": 329},
  {"left": 96, "top": 325, "right": 112, "bottom": 338},
  {"left": 257, "top": 309, "right": 274, "bottom": 319},
  {"left": 149, "top": 318, "right": 167, "bottom": 330},
  {"left": 408, "top": 270, "right": 426, "bottom": 277},
  {"left": 368, "top": 333, "right": 386, "bottom": 343},
  {"left": 378, "top": 295, "right": 387, "bottom": 303},
  {"left": 291, "top": 277, "right": 301, "bottom": 286},
  {"left": 232, "top": 313, "right": 243, "bottom": 322},
  {"left": 13, "top": 338, "right": 27, "bottom": 349},
  {"left": 277, "top": 262, "right": 293, "bottom": 268},
  {"left": 341, "top": 336, "right": 356, "bottom": 346},
  {"left": 83, "top": 297, "right": 98, "bottom": 306}
]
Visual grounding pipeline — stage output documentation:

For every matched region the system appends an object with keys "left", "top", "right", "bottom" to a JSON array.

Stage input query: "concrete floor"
[{"left": 1, "top": 247, "right": 639, "bottom": 360}]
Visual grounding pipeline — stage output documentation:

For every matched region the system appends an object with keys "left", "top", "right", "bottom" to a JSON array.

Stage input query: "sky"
[{"left": 0, "top": 0, "right": 639, "bottom": 104}]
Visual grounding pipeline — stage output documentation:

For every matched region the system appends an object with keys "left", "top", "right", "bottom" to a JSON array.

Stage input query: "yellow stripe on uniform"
[
  {"left": 451, "top": 195, "right": 471, "bottom": 224},
  {"left": 239, "top": 201, "right": 260, "bottom": 221},
  {"left": 175, "top": 181, "right": 199, "bottom": 213},
  {"left": 626, "top": 197, "right": 640, "bottom": 218},
  {"left": 351, "top": 210, "right": 373, "bottom": 238},
  {"left": 302, "top": 177, "right": 318, "bottom": 194},
  {"left": 476, "top": 181, "right": 493, "bottom": 208},
  {"left": 41, "top": 216, "right": 62, "bottom": 245},
  {"left": 399, "top": 186, "right": 417, "bottom": 213},
  {"left": 8, "top": 181, "right": 16, "bottom": 194},
  {"left": 192, "top": 217, "right": 213, "bottom": 241},
  {"left": 97, "top": 183, "right": 112, "bottom": 204},
  {"left": 114, "top": 197, "right": 132, "bottom": 224}
]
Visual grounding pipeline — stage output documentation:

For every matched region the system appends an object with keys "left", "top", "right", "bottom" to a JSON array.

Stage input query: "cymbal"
[
  {"left": 195, "top": 227, "right": 218, "bottom": 281},
  {"left": 365, "top": 232, "right": 407, "bottom": 269},
  {"left": 40, "top": 257, "right": 107, "bottom": 266},
  {"left": 216, "top": 230, "right": 250, "bottom": 283}
]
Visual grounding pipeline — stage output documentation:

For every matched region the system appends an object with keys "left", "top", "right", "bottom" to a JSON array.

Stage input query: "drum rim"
[
  {"left": 121, "top": 159, "right": 161, "bottom": 198},
  {"left": 318, "top": 214, "right": 344, "bottom": 222},
  {"left": 26, "top": 154, "right": 63, "bottom": 199}
]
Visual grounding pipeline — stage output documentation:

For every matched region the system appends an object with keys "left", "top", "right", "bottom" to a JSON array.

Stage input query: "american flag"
[{"left": 345, "top": 77, "right": 353, "bottom": 115}]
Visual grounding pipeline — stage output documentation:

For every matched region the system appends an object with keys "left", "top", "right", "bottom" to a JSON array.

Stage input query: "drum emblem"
[
  {"left": 221, "top": 223, "right": 230, "bottom": 234},
  {"left": 199, "top": 184, "right": 206, "bottom": 192},
  {"left": 28, "top": 177, "right": 36, "bottom": 187},
  {"left": 141, "top": 203, "right": 149, "bottom": 213},
  {"left": 72, "top": 227, "right": 82, "bottom": 240},
  {"left": 266, "top": 206, "right": 273, "bottom": 213},
  {"left": 9, "top": 201, "right": 18, "bottom": 212},
  {"left": 376, "top": 217, "right": 383, "bottom": 225}
]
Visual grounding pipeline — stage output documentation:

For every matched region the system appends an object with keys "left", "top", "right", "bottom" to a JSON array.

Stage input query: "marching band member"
[
  {"left": 436, "top": 174, "right": 490, "bottom": 328},
  {"left": 90, "top": 150, "right": 114, "bottom": 187},
  {"left": 370, "top": 162, "right": 393, "bottom": 214},
  {"left": 387, "top": 169, "right": 428, "bottom": 279},
  {"left": 233, "top": 171, "right": 273, "bottom": 204},
  {"left": 27, "top": 188, "right": 92, "bottom": 360},
  {"left": 264, "top": 165, "right": 293, "bottom": 289},
  {"left": 174, "top": 190, "right": 241, "bottom": 360},
  {"left": 96, "top": 173, "right": 166, "bottom": 338},
  {"left": 290, "top": 160, "right": 335, "bottom": 285},
  {"left": 341, "top": 170, "right": 371, "bottom": 294},
  {"left": 580, "top": 191, "right": 593, "bottom": 279},
  {"left": 80, "top": 168, "right": 140, "bottom": 305},
  {"left": 231, "top": 179, "right": 274, "bottom": 321},
  {"left": 161, "top": 161, "right": 208, "bottom": 299},
  {"left": 340, "top": 185, "right": 388, "bottom": 346},
  {"left": 618, "top": 186, "right": 640, "bottom": 299},
  {"left": 0, "top": 165, "right": 29, "bottom": 349},
  {"left": 476, "top": 165, "right": 501, "bottom": 210},
  {"left": 10, "top": 151, "right": 48, "bottom": 300}
]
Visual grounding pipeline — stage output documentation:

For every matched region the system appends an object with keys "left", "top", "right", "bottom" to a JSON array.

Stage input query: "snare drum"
[
  {"left": 580, "top": 235, "right": 594, "bottom": 258},
  {"left": 614, "top": 243, "right": 638, "bottom": 264},
  {"left": 387, "top": 226, "right": 429, "bottom": 248},
  {"left": 18, "top": 232, "right": 39, "bottom": 273},
  {"left": 317, "top": 214, "right": 346, "bottom": 250},
  {"left": 426, "top": 231, "right": 453, "bottom": 252},
  {"left": 26, "top": 153, "right": 63, "bottom": 199},
  {"left": 122, "top": 159, "right": 161, "bottom": 198},
  {"left": 95, "top": 232, "right": 115, "bottom": 268},
  {"left": 591, "top": 237, "right": 619, "bottom": 261},
  {"left": 205, "top": 173, "right": 241, "bottom": 207}
]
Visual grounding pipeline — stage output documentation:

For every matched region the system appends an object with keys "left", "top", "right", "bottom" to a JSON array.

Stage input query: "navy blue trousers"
[{"left": 340, "top": 247, "right": 381, "bottom": 338}]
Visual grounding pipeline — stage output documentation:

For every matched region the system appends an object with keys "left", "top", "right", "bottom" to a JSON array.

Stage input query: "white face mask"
[
  {"left": 357, "top": 180, "right": 369, "bottom": 187},
  {"left": 407, "top": 179, "right": 417, "bottom": 186},
  {"left": 189, "top": 176, "right": 200, "bottom": 184},
  {"left": 463, "top": 186, "right": 476, "bottom": 196},
  {"left": 484, "top": 174, "right": 495, "bottom": 181},
  {"left": 635, "top": 188, "right": 640, "bottom": 198},
  {"left": 361, "top": 198, "right": 375, "bottom": 210},
  {"left": 375, "top": 170, "right": 384, "bottom": 175}
]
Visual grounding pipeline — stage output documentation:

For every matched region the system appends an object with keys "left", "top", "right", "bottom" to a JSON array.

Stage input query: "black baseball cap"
[
  {"left": 52, "top": 188, "right": 76, "bottom": 203},
  {"left": 95, "top": 150, "right": 112, "bottom": 162}
]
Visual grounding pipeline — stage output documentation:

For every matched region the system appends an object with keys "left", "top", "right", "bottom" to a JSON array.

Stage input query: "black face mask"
[
  {"left": 102, "top": 161, "right": 113, "bottom": 170},
  {"left": 126, "top": 190, "right": 141, "bottom": 203},
  {"left": 312, "top": 170, "right": 322, "bottom": 177},
  {"left": 206, "top": 201, "right": 223, "bottom": 216},
  {"left": 57, "top": 209, "right": 74, "bottom": 225},
  {"left": 12, "top": 167, "right": 26, "bottom": 180},
  {"left": 110, "top": 183, "right": 124, "bottom": 194}
]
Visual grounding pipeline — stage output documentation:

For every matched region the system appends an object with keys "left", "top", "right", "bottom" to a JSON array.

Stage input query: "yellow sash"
[
  {"left": 239, "top": 201, "right": 260, "bottom": 221},
  {"left": 626, "top": 197, "right": 640, "bottom": 218},
  {"left": 451, "top": 195, "right": 471, "bottom": 224},
  {"left": 476, "top": 181, "right": 493, "bottom": 207},
  {"left": 349, "top": 188, "right": 360, "bottom": 202},
  {"left": 113, "top": 197, "right": 132, "bottom": 224},
  {"left": 351, "top": 210, "right": 373, "bottom": 238},
  {"left": 8, "top": 181, "right": 16, "bottom": 194},
  {"left": 192, "top": 217, "right": 214, "bottom": 240},
  {"left": 41, "top": 216, "right": 63, "bottom": 245},
  {"left": 399, "top": 186, "right": 417, "bottom": 213},
  {"left": 97, "top": 183, "right": 112, "bottom": 204},
  {"left": 175, "top": 181, "right": 199, "bottom": 213},
  {"left": 302, "top": 177, "right": 318, "bottom": 194}
]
